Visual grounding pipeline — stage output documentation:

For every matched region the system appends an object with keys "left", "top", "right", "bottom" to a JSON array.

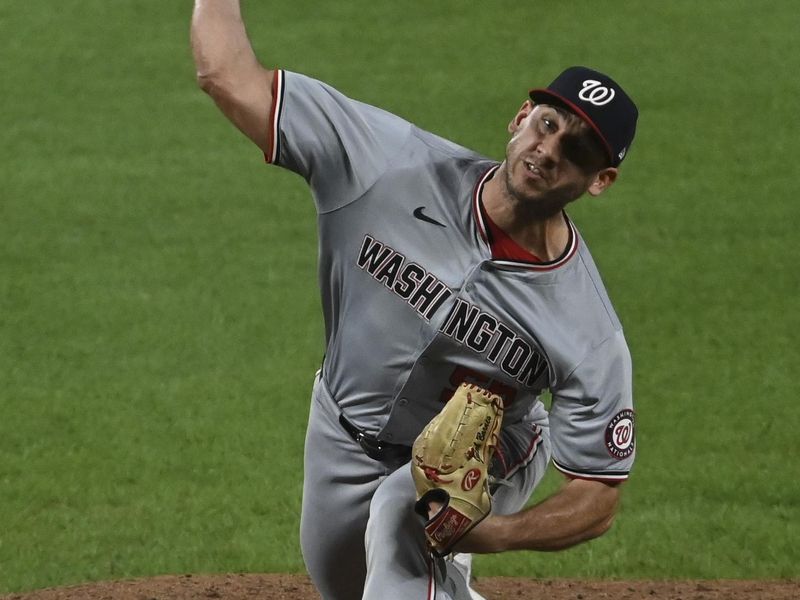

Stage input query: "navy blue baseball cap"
[{"left": 529, "top": 66, "right": 638, "bottom": 167}]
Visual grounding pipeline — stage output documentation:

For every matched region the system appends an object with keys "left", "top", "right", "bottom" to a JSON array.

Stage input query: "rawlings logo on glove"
[{"left": 411, "top": 383, "right": 504, "bottom": 556}]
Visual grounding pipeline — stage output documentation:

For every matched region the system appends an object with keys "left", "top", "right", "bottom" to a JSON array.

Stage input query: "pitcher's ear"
[
  {"left": 508, "top": 100, "right": 534, "bottom": 133},
  {"left": 587, "top": 167, "right": 619, "bottom": 197}
]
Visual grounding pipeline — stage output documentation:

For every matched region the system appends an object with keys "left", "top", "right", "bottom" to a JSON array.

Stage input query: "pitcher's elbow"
[
  {"left": 195, "top": 62, "right": 234, "bottom": 96},
  {"left": 592, "top": 512, "right": 617, "bottom": 539},
  {"left": 196, "top": 70, "right": 221, "bottom": 95}
]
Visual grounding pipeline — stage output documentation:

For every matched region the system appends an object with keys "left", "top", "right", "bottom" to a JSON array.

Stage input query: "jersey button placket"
[{"left": 461, "top": 262, "right": 485, "bottom": 297}]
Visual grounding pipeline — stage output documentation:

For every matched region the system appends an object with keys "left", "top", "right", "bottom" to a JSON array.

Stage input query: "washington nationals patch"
[{"left": 605, "top": 409, "right": 635, "bottom": 459}]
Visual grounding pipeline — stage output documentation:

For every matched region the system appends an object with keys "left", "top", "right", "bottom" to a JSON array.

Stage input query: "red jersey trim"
[
  {"left": 472, "top": 165, "right": 497, "bottom": 252},
  {"left": 553, "top": 459, "right": 629, "bottom": 483},
  {"left": 265, "top": 69, "right": 285, "bottom": 164},
  {"left": 503, "top": 426, "right": 543, "bottom": 480},
  {"left": 471, "top": 166, "right": 580, "bottom": 272},
  {"left": 426, "top": 554, "right": 436, "bottom": 600}
]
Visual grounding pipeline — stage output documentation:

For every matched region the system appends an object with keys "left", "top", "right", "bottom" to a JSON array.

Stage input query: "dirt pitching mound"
[{"left": 2, "top": 573, "right": 798, "bottom": 600}]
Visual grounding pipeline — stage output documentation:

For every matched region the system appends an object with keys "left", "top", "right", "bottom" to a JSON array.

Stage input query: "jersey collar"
[{"left": 471, "top": 165, "right": 580, "bottom": 272}]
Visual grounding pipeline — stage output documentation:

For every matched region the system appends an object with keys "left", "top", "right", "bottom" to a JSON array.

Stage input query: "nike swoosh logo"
[{"left": 413, "top": 206, "right": 446, "bottom": 228}]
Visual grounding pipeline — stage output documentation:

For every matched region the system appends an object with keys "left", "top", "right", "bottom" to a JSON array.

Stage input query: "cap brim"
[{"left": 529, "top": 88, "right": 614, "bottom": 166}]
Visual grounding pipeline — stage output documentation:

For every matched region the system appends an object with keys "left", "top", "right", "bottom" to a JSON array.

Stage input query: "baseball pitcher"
[{"left": 192, "top": 2, "right": 638, "bottom": 599}]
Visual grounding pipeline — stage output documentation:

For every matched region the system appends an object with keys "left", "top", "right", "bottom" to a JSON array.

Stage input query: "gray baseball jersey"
[{"left": 267, "top": 70, "right": 635, "bottom": 481}]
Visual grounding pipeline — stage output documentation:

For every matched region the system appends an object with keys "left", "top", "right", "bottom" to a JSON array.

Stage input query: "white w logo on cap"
[{"left": 578, "top": 80, "right": 616, "bottom": 106}]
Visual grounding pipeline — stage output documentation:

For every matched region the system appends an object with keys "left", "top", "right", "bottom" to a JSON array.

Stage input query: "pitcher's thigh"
[
  {"left": 301, "top": 398, "right": 383, "bottom": 599},
  {"left": 363, "top": 467, "right": 475, "bottom": 600}
]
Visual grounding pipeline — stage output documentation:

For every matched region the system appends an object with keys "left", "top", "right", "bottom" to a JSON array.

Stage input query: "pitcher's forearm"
[{"left": 458, "top": 478, "right": 621, "bottom": 554}]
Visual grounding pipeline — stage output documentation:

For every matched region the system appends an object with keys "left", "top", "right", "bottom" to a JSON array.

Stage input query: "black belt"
[{"left": 338, "top": 414, "right": 411, "bottom": 462}]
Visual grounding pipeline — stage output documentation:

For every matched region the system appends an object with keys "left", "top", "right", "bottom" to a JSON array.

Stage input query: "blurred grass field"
[{"left": 1, "top": 0, "right": 799, "bottom": 594}]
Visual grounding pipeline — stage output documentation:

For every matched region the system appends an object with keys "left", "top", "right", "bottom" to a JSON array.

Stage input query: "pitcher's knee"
[{"left": 366, "top": 486, "right": 427, "bottom": 559}]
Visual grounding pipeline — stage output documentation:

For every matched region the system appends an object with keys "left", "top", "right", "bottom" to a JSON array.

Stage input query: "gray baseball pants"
[{"left": 300, "top": 373, "right": 551, "bottom": 600}]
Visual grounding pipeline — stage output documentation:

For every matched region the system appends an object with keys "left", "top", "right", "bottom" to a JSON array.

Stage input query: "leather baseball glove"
[{"left": 411, "top": 382, "right": 504, "bottom": 556}]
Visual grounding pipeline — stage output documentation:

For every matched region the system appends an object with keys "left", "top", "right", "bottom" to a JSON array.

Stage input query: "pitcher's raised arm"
[{"left": 191, "top": 0, "right": 274, "bottom": 152}]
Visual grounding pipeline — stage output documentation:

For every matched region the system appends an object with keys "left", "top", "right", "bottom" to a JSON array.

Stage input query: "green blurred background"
[{"left": 1, "top": 0, "right": 798, "bottom": 593}]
